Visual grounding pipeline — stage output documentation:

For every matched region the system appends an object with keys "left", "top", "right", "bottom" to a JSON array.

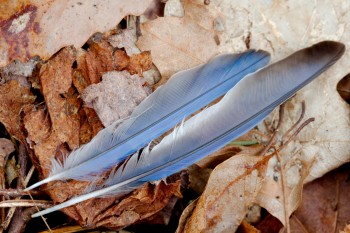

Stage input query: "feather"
[
  {"left": 26, "top": 50, "right": 270, "bottom": 191},
  {"left": 31, "top": 41, "right": 345, "bottom": 217}
]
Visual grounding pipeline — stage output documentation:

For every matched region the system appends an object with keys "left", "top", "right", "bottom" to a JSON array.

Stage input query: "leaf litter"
[{"left": 0, "top": 0, "right": 349, "bottom": 232}]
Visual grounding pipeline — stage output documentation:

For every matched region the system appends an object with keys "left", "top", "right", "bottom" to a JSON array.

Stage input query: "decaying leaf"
[
  {"left": 341, "top": 224, "right": 350, "bottom": 233},
  {"left": 5, "top": 156, "right": 18, "bottom": 186},
  {"left": 181, "top": 154, "right": 270, "bottom": 233},
  {"left": 82, "top": 70, "right": 151, "bottom": 126},
  {"left": 0, "top": 0, "right": 153, "bottom": 66},
  {"left": 337, "top": 74, "right": 350, "bottom": 104},
  {"left": 0, "top": 59, "right": 36, "bottom": 88},
  {"left": 291, "top": 164, "right": 350, "bottom": 232},
  {"left": 0, "top": 138, "right": 15, "bottom": 189},
  {"left": 15, "top": 28, "right": 182, "bottom": 229},
  {"left": 0, "top": 80, "right": 35, "bottom": 141}
]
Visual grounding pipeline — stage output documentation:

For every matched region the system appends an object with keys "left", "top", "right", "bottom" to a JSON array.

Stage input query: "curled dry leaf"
[
  {"left": 82, "top": 70, "right": 151, "bottom": 127},
  {"left": 181, "top": 154, "right": 270, "bottom": 233},
  {"left": 0, "top": 80, "right": 35, "bottom": 141},
  {"left": 0, "top": 0, "right": 152, "bottom": 66}
]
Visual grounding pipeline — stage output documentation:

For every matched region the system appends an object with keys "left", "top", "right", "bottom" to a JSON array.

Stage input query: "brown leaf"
[
  {"left": 137, "top": 15, "right": 218, "bottom": 85},
  {"left": 181, "top": 154, "right": 270, "bottom": 233},
  {"left": 0, "top": 0, "right": 153, "bottom": 66},
  {"left": 237, "top": 220, "right": 259, "bottom": 233},
  {"left": 126, "top": 51, "right": 153, "bottom": 76},
  {"left": 25, "top": 46, "right": 80, "bottom": 176},
  {"left": 5, "top": 156, "right": 18, "bottom": 186},
  {"left": 291, "top": 164, "right": 350, "bottom": 232},
  {"left": 0, "top": 59, "right": 36, "bottom": 88},
  {"left": 341, "top": 224, "right": 350, "bottom": 233},
  {"left": 0, "top": 138, "right": 15, "bottom": 189},
  {"left": 23, "top": 35, "right": 180, "bottom": 229},
  {"left": 337, "top": 73, "right": 350, "bottom": 104},
  {"left": 0, "top": 80, "right": 35, "bottom": 141},
  {"left": 23, "top": 107, "right": 50, "bottom": 144}
]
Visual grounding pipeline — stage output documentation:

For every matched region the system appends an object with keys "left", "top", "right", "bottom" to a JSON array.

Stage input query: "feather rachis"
[{"left": 26, "top": 50, "right": 270, "bottom": 190}]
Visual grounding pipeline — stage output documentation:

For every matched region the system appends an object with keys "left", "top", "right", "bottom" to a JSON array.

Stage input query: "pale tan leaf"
[
  {"left": 0, "top": 0, "right": 152, "bottom": 66},
  {"left": 181, "top": 154, "right": 270, "bottom": 233},
  {"left": 138, "top": 0, "right": 350, "bottom": 186},
  {"left": 81, "top": 70, "right": 151, "bottom": 127}
]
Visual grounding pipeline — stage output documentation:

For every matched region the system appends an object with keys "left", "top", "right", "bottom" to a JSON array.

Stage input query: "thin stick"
[
  {"left": 283, "top": 101, "right": 305, "bottom": 141},
  {"left": 275, "top": 146, "right": 290, "bottom": 233},
  {"left": 21, "top": 166, "right": 53, "bottom": 233}
]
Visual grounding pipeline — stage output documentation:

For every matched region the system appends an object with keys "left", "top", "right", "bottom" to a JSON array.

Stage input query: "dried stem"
[
  {"left": 275, "top": 146, "right": 290, "bottom": 233},
  {"left": 282, "top": 101, "right": 305, "bottom": 142}
]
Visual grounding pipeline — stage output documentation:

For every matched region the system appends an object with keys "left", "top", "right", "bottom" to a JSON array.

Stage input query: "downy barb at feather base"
[
  {"left": 26, "top": 50, "right": 270, "bottom": 190},
  {"left": 32, "top": 41, "right": 345, "bottom": 217}
]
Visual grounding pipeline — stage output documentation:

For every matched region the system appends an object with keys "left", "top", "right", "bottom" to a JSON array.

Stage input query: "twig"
[
  {"left": 0, "top": 200, "right": 52, "bottom": 208},
  {"left": 257, "top": 104, "right": 285, "bottom": 156},
  {"left": 282, "top": 101, "right": 305, "bottom": 142},
  {"left": 0, "top": 189, "right": 42, "bottom": 197},
  {"left": 282, "top": 118, "right": 315, "bottom": 148},
  {"left": 291, "top": 215, "right": 309, "bottom": 233},
  {"left": 21, "top": 166, "right": 53, "bottom": 233},
  {"left": 275, "top": 146, "right": 290, "bottom": 233},
  {"left": 8, "top": 207, "right": 37, "bottom": 233}
]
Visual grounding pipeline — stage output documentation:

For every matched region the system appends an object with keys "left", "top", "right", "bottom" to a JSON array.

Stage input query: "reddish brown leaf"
[
  {"left": 0, "top": 0, "right": 152, "bottom": 66},
  {"left": 0, "top": 80, "right": 35, "bottom": 141},
  {"left": 292, "top": 164, "right": 350, "bottom": 232}
]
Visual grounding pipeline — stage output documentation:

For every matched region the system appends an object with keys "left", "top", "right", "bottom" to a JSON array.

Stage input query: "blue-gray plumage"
[
  {"left": 26, "top": 50, "right": 270, "bottom": 190},
  {"left": 31, "top": 41, "right": 344, "bottom": 217}
]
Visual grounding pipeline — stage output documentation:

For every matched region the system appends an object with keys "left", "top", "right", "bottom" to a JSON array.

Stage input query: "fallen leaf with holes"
[
  {"left": 291, "top": 164, "right": 350, "bottom": 232},
  {"left": 82, "top": 70, "right": 151, "bottom": 126},
  {"left": 0, "top": 0, "right": 152, "bottom": 66},
  {"left": 0, "top": 80, "right": 35, "bottom": 141}
]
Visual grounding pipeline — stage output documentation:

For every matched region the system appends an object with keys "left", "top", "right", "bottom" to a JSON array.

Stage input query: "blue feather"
[
  {"left": 31, "top": 41, "right": 344, "bottom": 217},
  {"left": 26, "top": 50, "right": 270, "bottom": 190}
]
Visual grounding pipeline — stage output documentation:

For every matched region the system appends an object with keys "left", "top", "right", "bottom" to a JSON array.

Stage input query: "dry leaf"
[
  {"left": 0, "top": 80, "right": 35, "bottom": 141},
  {"left": 291, "top": 164, "right": 350, "bottom": 232},
  {"left": 20, "top": 33, "right": 181, "bottom": 229},
  {"left": 82, "top": 70, "right": 151, "bottom": 126},
  {"left": 108, "top": 29, "right": 142, "bottom": 56},
  {"left": 341, "top": 224, "right": 350, "bottom": 233},
  {"left": 0, "top": 138, "right": 15, "bottom": 160},
  {"left": 337, "top": 74, "right": 350, "bottom": 104},
  {"left": 5, "top": 156, "right": 18, "bottom": 186},
  {"left": 0, "top": 138, "right": 15, "bottom": 189},
  {"left": 0, "top": 0, "right": 152, "bottom": 66},
  {"left": 138, "top": 0, "right": 350, "bottom": 184},
  {"left": 0, "top": 59, "right": 36, "bottom": 88},
  {"left": 181, "top": 154, "right": 270, "bottom": 233}
]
